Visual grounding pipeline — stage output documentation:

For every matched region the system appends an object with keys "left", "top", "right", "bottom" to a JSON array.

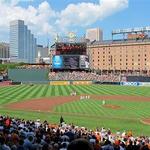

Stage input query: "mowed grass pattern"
[{"left": 0, "top": 84, "right": 150, "bottom": 135}]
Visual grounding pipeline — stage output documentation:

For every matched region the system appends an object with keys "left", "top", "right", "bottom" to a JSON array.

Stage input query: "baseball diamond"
[{"left": 1, "top": 84, "right": 150, "bottom": 135}]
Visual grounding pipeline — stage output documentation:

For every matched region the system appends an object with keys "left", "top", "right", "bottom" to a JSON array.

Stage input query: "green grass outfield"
[{"left": 0, "top": 84, "right": 150, "bottom": 135}]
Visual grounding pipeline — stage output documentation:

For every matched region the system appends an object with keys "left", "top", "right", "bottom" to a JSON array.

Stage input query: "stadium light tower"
[{"left": 49, "top": 34, "right": 59, "bottom": 71}]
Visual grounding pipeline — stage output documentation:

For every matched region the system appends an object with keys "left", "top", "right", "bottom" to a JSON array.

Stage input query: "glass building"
[{"left": 10, "top": 20, "right": 36, "bottom": 63}]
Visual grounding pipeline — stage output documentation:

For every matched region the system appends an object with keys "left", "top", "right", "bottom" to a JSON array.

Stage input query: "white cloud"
[
  {"left": 0, "top": 1, "right": 57, "bottom": 37},
  {"left": 57, "top": 0, "right": 128, "bottom": 28},
  {"left": 0, "top": 0, "right": 128, "bottom": 43}
]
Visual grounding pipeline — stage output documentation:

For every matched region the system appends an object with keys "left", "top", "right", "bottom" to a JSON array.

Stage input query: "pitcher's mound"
[
  {"left": 141, "top": 118, "right": 150, "bottom": 125},
  {"left": 103, "top": 104, "right": 121, "bottom": 110}
]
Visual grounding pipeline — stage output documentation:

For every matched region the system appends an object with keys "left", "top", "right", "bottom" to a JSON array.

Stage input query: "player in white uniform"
[{"left": 102, "top": 100, "right": 106, "bottom": 105}]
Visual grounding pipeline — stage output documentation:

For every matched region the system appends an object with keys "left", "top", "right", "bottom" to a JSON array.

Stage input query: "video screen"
[
  {"left": 80, "top": 55, "right": 89, "bottom": 69},
  {"left": 52, "top": 55, "right": 89, "bottom": 69},
  {"left": 63, "top": 55, "right": 79, "bottom": 69}
]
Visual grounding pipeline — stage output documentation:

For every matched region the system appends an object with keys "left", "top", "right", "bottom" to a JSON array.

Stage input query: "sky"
[{"left": 0, "top": 0, "right": 150, "bottom": 46}]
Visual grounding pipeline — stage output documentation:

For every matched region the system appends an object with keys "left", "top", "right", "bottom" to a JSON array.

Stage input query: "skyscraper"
[
  {"left": 0, "top": 43, "right": 9, "bottom": 58},
  {"left": 10, "top": 20, "right": 36, "bottom": 63},
  {"left": 86, "top": 28, "right": 103, "bottom": 42}
]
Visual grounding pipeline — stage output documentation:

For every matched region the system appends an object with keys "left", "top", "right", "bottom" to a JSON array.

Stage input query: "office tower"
[
  {"left": 0, "top": 43, "right": 9, "bottom": 58},
  {"left": 36, "top": 45, "right": 49, "bottom": 58},
  {"left": 86, "top": 28, "right": 103, "bottom": 42},
  {"left": 10, "top": 20, "right": 36, "bottom": 63}
]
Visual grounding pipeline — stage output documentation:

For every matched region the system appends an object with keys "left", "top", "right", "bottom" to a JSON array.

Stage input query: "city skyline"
[{"left": 0, "top": 0, "right": 149, "bottom": 45}]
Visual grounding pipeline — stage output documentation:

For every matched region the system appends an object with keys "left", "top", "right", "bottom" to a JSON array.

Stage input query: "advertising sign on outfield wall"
[
  {"left": 139, "top": 82, "right": 150, "bottom": 86},
  {"left": 120, "top": 82, "right": 141, "bottom": 86}
]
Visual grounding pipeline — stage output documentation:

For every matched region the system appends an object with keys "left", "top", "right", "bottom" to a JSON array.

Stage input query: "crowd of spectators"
[
  {"left": 0, "top": 71, "right": 8, "bottom": 82},
  {"left": 0, "top": 115, "right": 150, "bottom": 150},
  {"left": 16, "top": 65, "right": 49, "bottom": 69},
  {"left": 49, "top": 71, "right": 121, "bottom": 82}
]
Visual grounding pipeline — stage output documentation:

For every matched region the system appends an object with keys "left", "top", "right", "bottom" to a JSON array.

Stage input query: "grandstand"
[
  {"left": 0, "top": 115, "right": 150, "bottom": 150},
  {"left": 48, "top": 71, "right": 120, "bottom": 82}
]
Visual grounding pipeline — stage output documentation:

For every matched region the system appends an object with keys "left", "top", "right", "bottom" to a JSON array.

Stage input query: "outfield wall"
[
  {"left": 49, "top": 80, "right": 93, "bottom": 85},
  {"left": 8, "top": 69, "right": 49, "bottom": 83},
  {"left": 7, "top": 69, "right": 150, "bottom": 86},
  {"left": 120, "top": 82, "right": 150, "bottom": 87},
  {"left": 50, "top": 81, "right": 70, "bottom": 85}
]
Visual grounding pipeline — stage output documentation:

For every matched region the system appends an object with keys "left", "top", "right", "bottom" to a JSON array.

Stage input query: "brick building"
[{"left": 87, "top": 39, "right": 150, "bottom": 75}]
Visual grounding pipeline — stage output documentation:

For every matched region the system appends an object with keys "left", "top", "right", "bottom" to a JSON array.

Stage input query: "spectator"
[
  {"left": 0, "top": 115, "right": 150, "bottom": 150},
  {"left": 102, "top": 139, "right": 114, "bottom": 150},
  {"left": 67, "top": 138, "right": 94, "bottom": 150}
]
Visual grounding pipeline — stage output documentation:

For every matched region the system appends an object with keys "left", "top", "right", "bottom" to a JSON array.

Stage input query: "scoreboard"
[
  {"left": 55, "top": 42, "right": 87, "bottom": 55},
  {"left": 52, "top": 55, "right": 89, "bottom": 70},
  {"left": 52, "top": 41, "right": 88, "bottom": 70}
]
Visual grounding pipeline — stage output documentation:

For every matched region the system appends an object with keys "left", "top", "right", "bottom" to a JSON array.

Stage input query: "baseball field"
[{"left": 0, "top": 84, "right": 150, "bottom": 135}]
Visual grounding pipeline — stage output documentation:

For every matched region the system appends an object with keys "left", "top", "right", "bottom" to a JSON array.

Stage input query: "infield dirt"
[{"left": 6, "top": 95, "right": 150, "bottom": 112}]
